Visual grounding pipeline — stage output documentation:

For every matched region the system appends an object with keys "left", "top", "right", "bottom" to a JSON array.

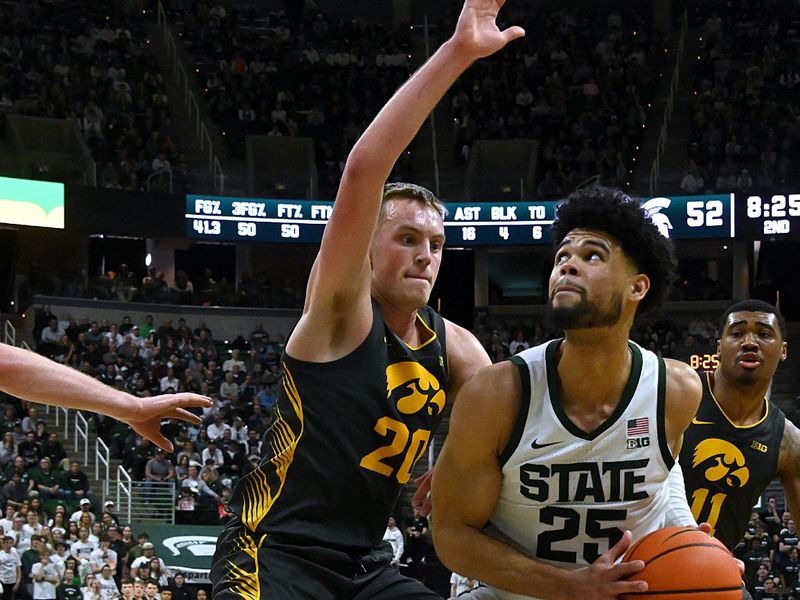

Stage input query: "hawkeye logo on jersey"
[
  {"left": 692, "top": 438, "right": 750, "bottom": 488},
  {"left": 386, "top": 362, "right": 445, "bottom": 416},
  {"left": 625, "top": 417, "right": 650, "bottom": 450}
]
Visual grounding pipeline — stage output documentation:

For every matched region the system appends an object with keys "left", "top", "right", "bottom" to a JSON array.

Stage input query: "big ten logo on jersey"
[
  {"left": 625, "top": 416, "right": 651, "bottom": 450},
  {"left": 359, "top": 362, "right": 445, "bottom": 484},
  {"left": 689, "top": 438, "right": 750, "bottom": 535}
]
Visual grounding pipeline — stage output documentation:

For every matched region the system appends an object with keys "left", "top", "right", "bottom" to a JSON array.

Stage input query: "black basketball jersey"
[
  {"left": 679, "top": 371, "right": 784, "bottom": 550},
  {"left": 228, "top": 300, "right": 449, "bottom": 552}
]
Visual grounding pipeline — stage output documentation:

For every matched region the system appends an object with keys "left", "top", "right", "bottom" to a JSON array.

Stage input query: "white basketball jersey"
[{"left": 484, "top": 339, "right": 673, "bottom": 600}]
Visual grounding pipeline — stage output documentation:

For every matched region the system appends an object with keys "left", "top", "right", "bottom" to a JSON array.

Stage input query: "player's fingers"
[
  {"left": 698, "top": 522, "right": 712, "bottom": 534},
  {"left": 613, "top": 559, "right": 646, "bottom": 579},
  {"left": 611, "top": 579, "right": 648, "bottom": 595},
  {"left": 735, "top": 559, "right": 745, "bottom": 576},
  {"left": 604, "top": 530, "right": 633, "bottom": 563},
  {"left": 163, "top": 408, "right": 204, "bottom": 424},
  {"left": 501, "top": 26, "right": 526, "bottom": 43},
  {"left": 154, "top": 393, "right": 212, "bottom": 408},
  {"left": 139, "top": 428, "right": 173, "bottom": 453}
]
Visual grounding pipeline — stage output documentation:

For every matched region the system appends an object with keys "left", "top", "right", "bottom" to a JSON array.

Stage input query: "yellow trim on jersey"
[
  {"left": 224, "top": 532, "right": 265, "bottom": 600},
  {"left": 240, "top": 364, "right": 305, "bottom": 532},
  {"left": 707, "top": 371, "right": 769, "bottom": 429},
  {"left": 403, "top": 311, "right": 438, "bottom": 351}
]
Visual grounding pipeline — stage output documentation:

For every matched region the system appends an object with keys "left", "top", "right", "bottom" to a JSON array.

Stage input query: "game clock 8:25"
[
  {"left": 746, "top": 194, "right": 800, "bottom": 219},
  {"left": 689, "top": 353, "right": 720, "bottom": 371}
]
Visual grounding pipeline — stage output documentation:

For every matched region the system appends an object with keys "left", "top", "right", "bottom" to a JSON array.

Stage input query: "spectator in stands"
[
  {"left": 40, "top": 433, "right": 68, "bottom": 471},
  {"left": 0, "top": 535, "right": 20, "bottom": 600},
  {"left": 55, "top": 567, "right": 81, "bottom": 599},
  {"left": 1, "top": 472, "right": 27, "bottom": 508},
  {"left": 680, "top": 163, "right": 705, "bottom": 194},
  {"left": 70, "top": 499, "right": 95, "bottom": 525},
  {"left": 28, "top": 457, "right": 65, "bottom": 501},
  {"left": 31, "top": 547, "right": 59, "bottom": 600},
  {"left": 40, "top": 318, "right": 66, "bottom": 357},
  {"left": 89, "top": 534, "right": 117, "bottom": 575},
  {"left": 181, "top": 466, "right": 219, "bottom": 503},
  {"left": 0, "top": 432, "right": 16, "bottom": 468},
  {"left": 71, "top": 526, "right": 96, "bottom": 562},
  {"left": 18, "top": 432, "right": 43, "bottom": 469},
  {"left": 168, "top": 571, "right": 189, "bottom": 600},
  {"left": 221, "top": 350, "right": 245, "bottom": 373},
  {"left": 144, "top": 449, "right": 174, "bottom": 496},
  {"left": 130, "top": 544, "right": 168, "bottom": 581},
  {"left": 382, "top": 517, "right": 403, "bottom": 570},
  {"left": 101, "top": 501, "right": 119, "bottom": 528}
]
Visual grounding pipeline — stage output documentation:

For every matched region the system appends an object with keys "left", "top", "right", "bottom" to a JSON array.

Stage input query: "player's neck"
[
  {"left": 711, "top": 370, "right": 769, "bottom": 425},
  {"left": 558, "top": 328, "right": 633, "bottom": 412},
  {"left": 381, "top": 303, "right": 428, "bottom": 347}
]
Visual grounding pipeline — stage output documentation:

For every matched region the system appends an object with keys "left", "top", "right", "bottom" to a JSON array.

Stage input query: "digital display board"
[
  {"left": 186, "top": 193, "right": 741, "bottom": 245},
  {"left": 0, "top": 176, "right": 65, "bottom": 229},
  {"left": 735, "top": 193, "right": 800, "bottom": 239}
]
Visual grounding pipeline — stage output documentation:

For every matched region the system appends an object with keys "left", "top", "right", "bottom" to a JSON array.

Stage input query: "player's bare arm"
[
  {"left": 778, "top": 418, "right": 800, "bottom": 520},
  {"left": 432, "top": 362, "right": 648, "bottom": 600},
  {"left": 443, "top": 319, "right": 493, "bottom": 399},
  {"left": 0, "top": 342, "right": 211, "bottom": 452},
  {"left": 290, "top": 0, "right": 525, "bottom": 363},
  {"left": 663, "top": 358, "right": 703, "bottom": 456}
]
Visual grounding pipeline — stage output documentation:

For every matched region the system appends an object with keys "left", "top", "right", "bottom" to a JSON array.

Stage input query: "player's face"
[
  {"left": 549, "top": 229, "right": 642, "bottom": 330},
  {"left": 717, "top": 311, "right": 786, "bottom": 385},
  {"left": 370, "top": 199, "right": 445, "bottom": 311}
]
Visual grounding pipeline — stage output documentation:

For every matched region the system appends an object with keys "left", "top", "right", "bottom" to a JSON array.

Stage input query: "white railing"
[
  {"left": 156, "top": 1, "right": 225, "bottom": 193},
  {"left": 3, "top": 320, "right": 15, "bottom": 346},
  {"left": 116, "top": 465, "right": 133, "bottom": 524},
  {"left": 74, "top": 411, "right": 89, "bottom": 466},
  {"left": 145, "top": 168, "right": 173, "bottom": 193},
  {"left": 650, "top": 11, "right": 688, "bottom": 195},
  {"left": 55, "top": 406, "right": 69, "bottom": 439},
  {"left": 21, "top": 341, "right": 31, "bottom": 351},
  {"left": 96, "top": 437, "right": 110, "bottom": 483}
]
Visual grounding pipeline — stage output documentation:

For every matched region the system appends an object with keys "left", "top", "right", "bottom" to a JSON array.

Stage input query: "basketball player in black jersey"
[
  {"left": 209, "top": 1, "right": 522, "bottom": 598},
  {"left": 679, "top": 299, "right": 800, "bottom": 598}
]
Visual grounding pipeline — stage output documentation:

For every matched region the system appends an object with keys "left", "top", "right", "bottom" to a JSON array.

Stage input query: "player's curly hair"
[{"left": 552, "top": 186, "right": 677, "bottom": 315}]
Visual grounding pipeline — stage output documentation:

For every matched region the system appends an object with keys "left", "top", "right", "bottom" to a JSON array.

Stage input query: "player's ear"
[
  {"left": 781, "top": 341, "right": 788, "bottom": 362},
  {"left": 630, "top": 273, "right": 650, "bottom": 302}
]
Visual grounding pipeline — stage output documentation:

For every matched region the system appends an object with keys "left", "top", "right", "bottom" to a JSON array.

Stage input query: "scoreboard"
[{"left": 185, "top": 191, "right": 800, "bottom": 245}]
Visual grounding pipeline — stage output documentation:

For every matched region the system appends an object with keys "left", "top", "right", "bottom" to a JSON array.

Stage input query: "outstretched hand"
[
  {"left": 118, "top": 393, "right": 211, "bottom": 452},
  {"left": 452, "top": 0, "right": 526, "bottom": 60}
]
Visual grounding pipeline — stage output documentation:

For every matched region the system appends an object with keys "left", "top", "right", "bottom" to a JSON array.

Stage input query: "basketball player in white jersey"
[{"left": 432, "top": 187, "right": 703, "bottom": 600}]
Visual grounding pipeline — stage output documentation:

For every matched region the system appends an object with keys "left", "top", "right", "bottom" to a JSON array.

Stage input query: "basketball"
[{"left": 620, "top": 526, "right": 742, "bottom": 599}]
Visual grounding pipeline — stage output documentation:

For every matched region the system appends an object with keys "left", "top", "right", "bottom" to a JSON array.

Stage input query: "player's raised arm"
[
  {"left": 295, "top": 0, "right": 525, "bottom": 358},
  {"left": 0, "top": 342, "right": 210, "bottom": 452}
]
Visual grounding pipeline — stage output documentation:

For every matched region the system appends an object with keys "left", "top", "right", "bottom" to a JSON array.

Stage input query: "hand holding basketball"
[{"left": 569, "top": 530, "right": 648, "bottom": 600}]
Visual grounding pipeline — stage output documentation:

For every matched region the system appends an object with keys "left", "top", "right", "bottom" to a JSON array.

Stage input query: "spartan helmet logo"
[
  {"left": 642, "top": 197, "right": 673, "bottom": 239},
  {"left": 386, "top": 362, "right": 445, "bottom": 416},
  {"left": 692, "top": 438, "right": 750, "bottom": 488}
]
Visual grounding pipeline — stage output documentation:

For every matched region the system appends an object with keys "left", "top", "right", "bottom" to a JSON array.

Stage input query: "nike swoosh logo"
[
  {"left": 531, "top": 439, "right": 563, "bottom": 450},
  {"left": 691, "top": 418, "right": 715, "bottom": 425}
]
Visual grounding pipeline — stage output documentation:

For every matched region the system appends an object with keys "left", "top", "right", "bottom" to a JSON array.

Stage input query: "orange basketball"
[{"left": 619, "top": 526, "right": 742, "bottom": 599}]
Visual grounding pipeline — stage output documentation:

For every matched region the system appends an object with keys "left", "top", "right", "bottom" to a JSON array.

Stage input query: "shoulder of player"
[
  {"left": 662, "top": 358, "right": 702, "bottom": 416},
  {"left": 448, "top": 360, "right": 521, "bottom": 455},
  {"left": 779, "top": 417, "right": 800, "bottom": 467},
  {"left": 442, "top": 319, "right": 492, "bottom": 374}
]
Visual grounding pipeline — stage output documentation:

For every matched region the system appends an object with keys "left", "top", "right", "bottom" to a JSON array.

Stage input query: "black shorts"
[{"left": 211, "top": 519, "right": 442, "bottom": 599}]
